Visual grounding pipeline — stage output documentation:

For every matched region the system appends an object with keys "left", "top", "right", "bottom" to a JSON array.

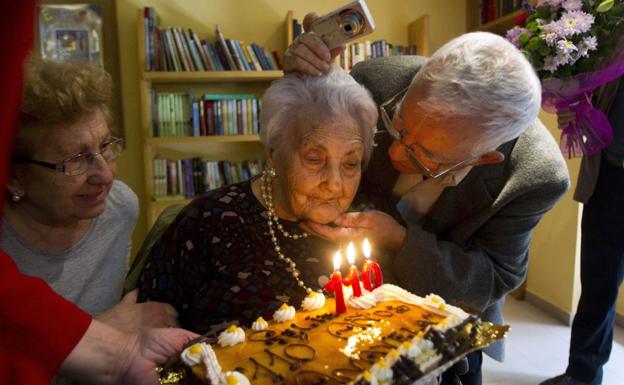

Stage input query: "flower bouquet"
[{"left": 507, "top": 0, "right": 624, "bottom": 158}]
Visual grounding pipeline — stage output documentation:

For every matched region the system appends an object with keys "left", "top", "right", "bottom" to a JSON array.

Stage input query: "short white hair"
[
  {"left": 410, "top": 32, "right": 541, "bottom": 154},
  {"left": 260, "top": 66, "right": 378, "bottom": 164}
]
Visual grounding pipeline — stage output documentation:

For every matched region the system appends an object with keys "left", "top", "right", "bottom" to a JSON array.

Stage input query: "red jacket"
[{"left": 0, "top": 2, "right": 92, "bottom": 383}]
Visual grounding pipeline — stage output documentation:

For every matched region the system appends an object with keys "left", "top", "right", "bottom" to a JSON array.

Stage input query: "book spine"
[
  {"left": 144, "top": 8, "right": 150, "bottom": 71},
  {"left": 215, "top": 24, "right": 237, "bottom": 71},
  {"left": 246, "top": 45, "right": 263, "bottom": 71},
  {"left": 271, "top": 50, "right": 283, "bottom": 70},
  {"left": 226, "top": 39, "right": 245, "bottom": 70},
  {"left": 165, "top": 28, "right": 181, "bottom": 71},
  {"left": 234, "top": 40, "right": 252, "bottom": 70},
  {"left": 191, "top": 29, "right": 211, "bottom": 70},
  {"left": 171, "top": 28, "right": 190, "bottom": 71},
  {"left": 185, "top": 29, "right": 205, "bottom": 71}
]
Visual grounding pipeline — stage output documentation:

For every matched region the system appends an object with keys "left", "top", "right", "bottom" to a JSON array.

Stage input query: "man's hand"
[
  {"left": 96, "top": 289, "right": 179, "bottom": 333},
  {"left": 300, "top": 211, "right": 407, "bottom": 253},
  {"left": 283, "top": 12, "right": 345, "bottom": 76},
  {"left": 556, "top": 108, "right": 576, "bottom": 131}
]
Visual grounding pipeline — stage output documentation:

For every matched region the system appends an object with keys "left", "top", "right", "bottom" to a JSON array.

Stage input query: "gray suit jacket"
[{"left": 351, "top": 56, "right": 570, "bottom": 361}]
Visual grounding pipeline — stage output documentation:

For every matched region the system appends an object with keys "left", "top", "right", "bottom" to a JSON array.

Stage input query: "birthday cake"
[{"left": 159, "top": 284, "right": 508, "bottom": 385}]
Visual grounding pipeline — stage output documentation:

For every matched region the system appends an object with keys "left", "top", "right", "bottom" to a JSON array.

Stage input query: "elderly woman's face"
[
  {"left": 10, "top": 109, "right": 116, "bottom": 224},
  {"left": 275, "top": 121, "right": 364, "bottom": 224}
]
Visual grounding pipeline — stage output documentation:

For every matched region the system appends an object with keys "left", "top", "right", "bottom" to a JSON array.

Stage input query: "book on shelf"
[
  {"left": 152, "top": 157, "right": 265, "bottom": 200},
  {"left": 143, "top": 7, "right": 279, "bottom": 72},
  {"left": 151, "top": 91, "right": 260, "bottom": 137},
  {"left": 335, "top": 40, "right": 418, "bottom": 71}
]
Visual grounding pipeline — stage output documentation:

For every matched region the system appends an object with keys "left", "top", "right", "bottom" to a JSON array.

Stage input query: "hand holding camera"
[{"left": 283, "top": 0, "right": 375, "bottom": 76}]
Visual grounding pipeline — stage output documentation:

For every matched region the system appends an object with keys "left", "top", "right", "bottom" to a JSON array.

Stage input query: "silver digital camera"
[{"left": 311, "top": 0, "right": 376, "bottom": 50}]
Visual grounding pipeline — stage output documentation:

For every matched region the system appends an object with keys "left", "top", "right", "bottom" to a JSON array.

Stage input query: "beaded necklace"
[{"left": 260, "top": 169, "right": 313, "bottom": 294}]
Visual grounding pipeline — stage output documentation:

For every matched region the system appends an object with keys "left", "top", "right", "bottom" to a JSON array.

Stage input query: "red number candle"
[
  {"left": 342, "top": 242, "right": 363, "bottom": 297},
  {"left": 361, "top": 238, "right": 383, "bottom": 291},
  {"left": 323, "top": 251, "right": 346, "bottom": 314}
]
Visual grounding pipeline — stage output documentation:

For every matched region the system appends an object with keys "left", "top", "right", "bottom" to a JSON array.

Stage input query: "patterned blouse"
[{"left": 137, "top": 180, "right": 338, "bottom": 336}]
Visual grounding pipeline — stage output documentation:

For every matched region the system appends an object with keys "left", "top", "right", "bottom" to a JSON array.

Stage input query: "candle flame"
[
  {"left": 347, "top": 242, "right": 356, "bottom": 265},
  {"left": 333, "top": 251, "right": 342, "bottom": 271},
  {"left": 362, "top": 238, "right": 371, "bottom": 259}
]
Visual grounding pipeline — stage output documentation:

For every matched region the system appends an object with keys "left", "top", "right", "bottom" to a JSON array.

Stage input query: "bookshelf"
[
  {"left": 137, "top": 9, "right": 284, "bottom": 225},
  {"left": 466, "top": 0, "right": 527, "bottom": 35}
]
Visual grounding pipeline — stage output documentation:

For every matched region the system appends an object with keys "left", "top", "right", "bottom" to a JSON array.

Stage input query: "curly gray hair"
[{"left": 260, "top": 66, "right": 378, "bottom": 165}]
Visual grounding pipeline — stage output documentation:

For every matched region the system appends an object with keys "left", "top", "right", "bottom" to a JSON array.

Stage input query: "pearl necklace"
[{"left": 260, "top": 169, "right": 312, "bottom": 294}]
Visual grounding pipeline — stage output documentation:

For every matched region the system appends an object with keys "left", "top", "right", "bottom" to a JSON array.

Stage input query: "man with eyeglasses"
[{"left": 286, "top": 14, "right": 569, "bottom": 385}]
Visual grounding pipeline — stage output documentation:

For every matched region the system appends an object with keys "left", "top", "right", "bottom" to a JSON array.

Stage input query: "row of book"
[
  {"left": 152, "top": 158, "right": 264, "bottom": 200},
  {"left": 150, "top": 91, "right": 260, "bottom": 137},
  {"left": 336, "top": 40, "right": 418, "bottom": 71},
  {"left": 480, "top": 0, "right": 523, "bottom": 25},
  {"left": 143, "top": 7, "right": 281, "bottom": 72}
]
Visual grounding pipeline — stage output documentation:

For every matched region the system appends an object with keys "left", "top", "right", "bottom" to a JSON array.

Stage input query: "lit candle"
[
  {"left": 361, "top": 238, "right": 383, "bottom": 291},
  {"left": 323, "top": 251, "right": 347, "bottom": 314},
  {"left": 342, "top": 242, "right": 363, "bottom": 297}
]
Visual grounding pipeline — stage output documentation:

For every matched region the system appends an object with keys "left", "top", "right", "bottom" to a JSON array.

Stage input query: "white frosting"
[
  {"left": 372, "top": 284, "right": 468, "bottom": 319},
  {"left": 370, "top": 361, "right": 393, "bottom": 382},
  {"left": 251, "top": 317, "right": 268, "bottom": 331},
  {"left": 217, "top": 326, "right": 246, "bottom": 347},
  {"left": 198, "top": 344, "right": 226, "bottom": 385},
  {"left": 346, "top": 290, "right": 377, "bottom": 309},
  {"left": 223, "top": 371, "right": 251, "bottom": 385},
  {"left": 433, "top": 314, "right": 464, "bottom": 332},
  {"left": 301, "top": 292, "right": 326, "bottom": 311},
  {"left": 272, "top": 304, "right": 296, "bottom": 323},
  {"left": 180, "top": 342, "right": 214, "bottom": 367}
]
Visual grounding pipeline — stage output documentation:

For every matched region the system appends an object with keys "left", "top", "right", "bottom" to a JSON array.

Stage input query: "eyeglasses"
[
  {"left": 14, "top": 137, "right": 124, "bottom": 177},
  {"left": 379, "top": 89, "right": 474, "bottom": 179}
]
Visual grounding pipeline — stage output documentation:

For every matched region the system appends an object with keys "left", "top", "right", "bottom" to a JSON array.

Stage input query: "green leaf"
[
  {"left": 527, "top": 21, "right": 539, "bottom": 33},
  {"left": 596, "top": 0, "right": 614, "bottom": 12},
  {"left": 536, "top": 5, "right": 551, "bottom": 18},
  {"left": 539, "top": 45, "right": 551, "bottom": 56},
  {"left": 528, "top": 36, "right": 542, "bottom": 50},
  {"left": 519, "top": 33, "right": 530, "bottom": 45}
]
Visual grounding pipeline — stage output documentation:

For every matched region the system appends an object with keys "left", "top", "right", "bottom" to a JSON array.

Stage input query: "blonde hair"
[{"left": 15, "top": 57, "right": 113, "bottom": 157}]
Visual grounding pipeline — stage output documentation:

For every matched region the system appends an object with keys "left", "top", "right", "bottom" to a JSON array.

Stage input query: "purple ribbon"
[{"left": 541, "top": 49, "right": 624, "bottom": 158}]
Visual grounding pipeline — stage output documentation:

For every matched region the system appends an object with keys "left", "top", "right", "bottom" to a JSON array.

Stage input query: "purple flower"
[
  {"left": 562, "top": 0, "right": 583, "bottom": 11},
  {"left": 560, "top": 11, "right": 595, "bottom": 36},
  {"left": 555, "top": 39, "right": 579, "bottom": 66},
  {"left": 541, "top": 21, "right": 565, "bottom": 45},
  {"left": 506, "top": 27, "right": 531, "bottom": 48},
  {"left": 543, "top": 56, "right": 559, "bottom": 72},
  {"left": 577, "top": 35, "right": 598, "bottom": 57}
]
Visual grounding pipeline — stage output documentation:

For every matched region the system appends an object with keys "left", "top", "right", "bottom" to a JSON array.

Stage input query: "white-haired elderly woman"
[{"left": 137, "top": 67, "right": 378, "bottom": 335}]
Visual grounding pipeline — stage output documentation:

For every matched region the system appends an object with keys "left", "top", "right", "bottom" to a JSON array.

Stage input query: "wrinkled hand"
[
  {"left": 96, "top": 289, "right": 179, "bottom": 333},
  {"left": 117, "top": 327, "right": 198, "bottom": 385},
  {"left": 300, "top": 211, "right": 407, "bottom": 252},
  {"left": 283, "top": 12, "right": 345, "bottom": 76},
  {"left": 556, "top": 108, "right": 576, "bottom": 131}
]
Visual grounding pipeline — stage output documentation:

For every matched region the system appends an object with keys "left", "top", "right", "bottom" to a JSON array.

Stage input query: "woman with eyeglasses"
[{"left": 2, "top": 58, "right": 177, "bottom": 335}]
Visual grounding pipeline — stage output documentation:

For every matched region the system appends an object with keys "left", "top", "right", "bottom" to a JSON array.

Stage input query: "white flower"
[{"left": 543, "top": 56, "right": 559, "bottom": 73}]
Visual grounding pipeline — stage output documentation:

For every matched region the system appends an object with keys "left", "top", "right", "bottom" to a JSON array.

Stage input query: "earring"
[
  {"left": 265, "top": 167, "right": 276, "bottom": 178},
  {"left": 11, "top": 193, "right": 22, "bottom": 203}
]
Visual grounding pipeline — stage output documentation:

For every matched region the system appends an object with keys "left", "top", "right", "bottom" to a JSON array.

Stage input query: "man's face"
[{"left": 387, "top": 92, "right": 479, "bottom": 176}]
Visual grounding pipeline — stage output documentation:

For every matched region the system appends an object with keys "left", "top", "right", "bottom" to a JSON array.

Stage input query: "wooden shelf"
[
  {"left": 147, "top": 135, "right": 260, "bottom": 144},
  {"left": 142, "top": 71, "right": 283, "bottom": 83},
  {"left": 477, "top": 10, "right": 524, "bottom": 35},
  {"left": 146, "top": 136, "right": 264, "bottom": 160}
]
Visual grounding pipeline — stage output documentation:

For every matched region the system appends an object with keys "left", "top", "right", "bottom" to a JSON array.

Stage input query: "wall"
[
  {"left": 114, "top": 0, "right": 467, "bottom": 255},
  {"left": 527, "top": 111, "right": 624, "bottom": 324},
  {"left": 526, "top": 111, "right": 582, "bottom": 323}
]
